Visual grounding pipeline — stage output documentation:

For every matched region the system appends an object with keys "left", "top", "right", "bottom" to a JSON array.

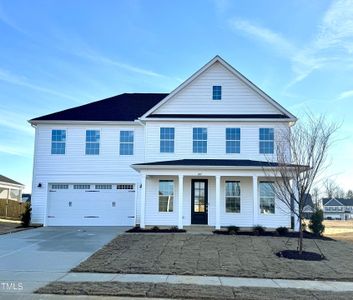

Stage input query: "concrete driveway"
[{"left": 0, "top": 226, "right": 127, "bottom": 296}]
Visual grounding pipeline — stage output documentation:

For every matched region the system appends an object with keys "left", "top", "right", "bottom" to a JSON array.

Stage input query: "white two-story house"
[{"left": 29, "top": 56, "right": 297, "bottom": 229}]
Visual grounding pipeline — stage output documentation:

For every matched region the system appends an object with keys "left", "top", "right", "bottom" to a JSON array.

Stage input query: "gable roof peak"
[{"left": 140, "top": 55, "right": 297, "bottom": 120}]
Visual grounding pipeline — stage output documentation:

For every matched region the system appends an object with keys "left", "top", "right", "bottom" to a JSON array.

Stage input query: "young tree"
[
  {"left": 311, "top": 187, "right": 321, "bottom": 210},
  {"left": 263, "top": 113, "right": 339, "bottom": 254}
]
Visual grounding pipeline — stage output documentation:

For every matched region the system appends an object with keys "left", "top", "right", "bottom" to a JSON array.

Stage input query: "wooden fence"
[{"left": 0, "top": 199, "right": 26, "bottom": 220}]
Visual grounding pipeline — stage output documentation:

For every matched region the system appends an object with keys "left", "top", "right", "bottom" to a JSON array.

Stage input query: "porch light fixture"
[{"left": 37, "top": 183, "right": 42, "bottom": 188}]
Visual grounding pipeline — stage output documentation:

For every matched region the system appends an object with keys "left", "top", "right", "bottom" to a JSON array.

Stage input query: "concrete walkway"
[{"left": 56, "top": 272, "right": 353, "bottom": 292}]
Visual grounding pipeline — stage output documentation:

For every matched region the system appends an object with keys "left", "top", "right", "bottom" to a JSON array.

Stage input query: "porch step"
[{"left": 184, "top": 225, "right": 215, "bottom": 234}]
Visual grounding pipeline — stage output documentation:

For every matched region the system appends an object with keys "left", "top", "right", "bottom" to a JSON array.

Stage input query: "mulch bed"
[
  {"left": 276, "top": 250, "right": 325, "bottom": 261},
  {"left": 36, "top": 281, "right": 352, "bottom": 300},
  {"left": 213, "top": 230, "right": 333, "bottom": 240},
  {"left": 126, "top": 226, "right": 186, "bottom": 233}
]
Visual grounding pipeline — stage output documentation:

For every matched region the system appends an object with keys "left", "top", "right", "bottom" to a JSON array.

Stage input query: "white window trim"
[
  {"left": 119, "top": 130, "right": 134, "bottom": 156},
  {"left": 192, "top": 127, "right": 208, "bottom": 154}
]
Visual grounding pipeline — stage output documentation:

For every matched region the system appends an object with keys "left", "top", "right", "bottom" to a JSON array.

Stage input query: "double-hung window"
[
  {"left": 51, "top": 130, "right": 66, "bottom": 154},
  {"left": 212, "top": 85, "right": 222, "bottom": 100},
  {"left": 225, "top": 181, "right": 241, "bottom": 213},
  {"left": 120, "top": 131, "right": 134, "bottom": 155},
  {"left": 159, "top": 180, "right": 174, "bottom": 212},
  {"left": 85, "top": 130, "right": 100, "bottom": 155},
  {"left": 260, "top": 182, "right": 275, "bottom": 214},
  {"left": 160, "top": 128, "right": 175, "bottom": 153},
  {"left": 259, "top": 128, "right": 274, "bottom": 154},
  {"left": 226, "top": 128, "right": 240, "bottom": 153},
  {"left": 193, "top": 128, "right": 207, "bottom": 153}
]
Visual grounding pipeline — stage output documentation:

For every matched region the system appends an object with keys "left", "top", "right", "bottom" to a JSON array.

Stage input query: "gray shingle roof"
[
  {"left": 323, "top": 198, "right": 353, "bottom": 206},
  {"left": 0, "top": 175, "right": 24, "bottom": 186}
]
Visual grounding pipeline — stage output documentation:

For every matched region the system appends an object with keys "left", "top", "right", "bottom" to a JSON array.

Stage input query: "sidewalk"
[{"left": 56, "top": 272, "right": 353, "bottom": 292}]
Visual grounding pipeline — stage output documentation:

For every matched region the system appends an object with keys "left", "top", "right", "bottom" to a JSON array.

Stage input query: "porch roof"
[{"left": 132, "top": 159, "right": 296, "bottom": 171}]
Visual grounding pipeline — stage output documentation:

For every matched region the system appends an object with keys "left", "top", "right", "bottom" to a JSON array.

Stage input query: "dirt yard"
[
  {"left": 73, "top": 233, "right": 353, "bottom": 281},
  {"left": 323, "top": 220, "right": 353, "bottom": 242},
  {"left": 36, "top": 281, "right": 353, "bottom": 300}
]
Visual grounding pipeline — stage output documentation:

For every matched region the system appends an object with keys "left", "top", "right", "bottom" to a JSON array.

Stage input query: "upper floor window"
[
  {"left": 86, "top": 130, "right": 100, "bottom": 155},
  {"left": 51, "top": 130, "right": 66, "bottom": 154},
  {"left": 212, "top": 85, "right": 222, "bottom": 100},
  {"left": 225, "top": 181, "right": 241, "bottom": 213},
  {"left": 159, "top": 180, "right": 174, "bottom": 212},
  {"left": 259, "top": 128, "right": 274, "bottom": 154},
  {"left": 260, "top": 182, "right": 275, "bottom": 214},
  {"left": 160, "top": 128, "right": 175, "bottom": 153},
  {"left": 226, "top": 128, "right": 240, "bottom": 153},
  {"left": 193, "top": 128, "right": 207, "bottom": 153},
  {"left": 120, "top": 131, "right": 134, "bottom": 155}
]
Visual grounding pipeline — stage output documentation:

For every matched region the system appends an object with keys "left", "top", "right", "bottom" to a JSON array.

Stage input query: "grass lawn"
[
  {"left": 323, "top": 220, "right": 353, "bottom": 242},
  {"left": 73, "top": 233, "right": 353, "bottom": 281}
]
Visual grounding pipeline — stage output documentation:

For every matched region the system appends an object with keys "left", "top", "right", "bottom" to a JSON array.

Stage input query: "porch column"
[
  {"left": 140, "top": 174, "right": 146, "bottom": 229},
  {"left": 215, "top": 175, "right": 221, "bottom": 230},
  {"left": 178, "top": 175, "right": 184, "bottom": 229},
  {"left": 253, "top": 176, "right": 258, "bottom": 225}
]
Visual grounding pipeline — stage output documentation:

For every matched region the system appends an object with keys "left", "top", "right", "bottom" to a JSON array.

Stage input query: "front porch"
[{"left": 132, "top": 160, "right": 292, "bottom": 230}]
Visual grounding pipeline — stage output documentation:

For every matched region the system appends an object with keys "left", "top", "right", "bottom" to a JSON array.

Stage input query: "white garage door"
[{"left": 47, "top": 183, "right": 135, "bottom": 226}]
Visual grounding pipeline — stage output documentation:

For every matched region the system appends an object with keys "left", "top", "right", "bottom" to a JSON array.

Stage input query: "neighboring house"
[
  {"left": 302, "top": 194, "right": 314, "bottom": 219},
  {"left": 21, "top": 194, "right": 31, "bottom": 202},
  {"left": 0, "top": 175, "right": 24, "bottom": 202},
  {"left": 29, "top": 56, "right": 298, "bottom": 229},
  {"left": 322, "top": 198, "right": 353, "bottom": 220}
]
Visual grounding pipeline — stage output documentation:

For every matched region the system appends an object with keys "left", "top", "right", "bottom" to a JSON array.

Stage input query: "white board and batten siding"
[
  {"left": 153, "top": 61, "right": 281, "bottom": 115},
  {"left": 31, "top": 124, "right": 144, "bottom": 225}
]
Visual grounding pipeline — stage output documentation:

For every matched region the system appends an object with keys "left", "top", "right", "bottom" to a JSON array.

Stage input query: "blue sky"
[{"left": 0, "top": 0, "right": 352, "bottom": 193}]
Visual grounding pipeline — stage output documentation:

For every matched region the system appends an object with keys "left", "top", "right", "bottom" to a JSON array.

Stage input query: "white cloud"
[
  {"left": 79, "top": 51, "right": 164, "bottom": 78},
  {"left": 0, "top": 68, "right": 79, "bottom": 102},
  {"left": 0, "top": 108, "right": 33, "bottom": 135},
  {"left": 0, "top": 3, "right": 26, "bottom": 34},
  {"left": 0, "top": 144, "right": 31, "bottom": 157},
  {"left": 228, "top": 0, "right": 353, "bottom": 87},
  {"left": 228, "top": 19, "right": 296, "bottom": 56},
  {"left": 337, "top": 89, "right": 353, "bottom": 100}
]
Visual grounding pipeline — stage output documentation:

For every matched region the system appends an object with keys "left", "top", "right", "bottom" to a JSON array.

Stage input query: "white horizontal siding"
[
  {"left": 31, "top": 124, "right": 144, "bottom": 224},
  {"left": 220, "top": 177, "right": 254, "bottom": 227},
  {"left": 144, "top": 175, "right": 290, "bottom": 228},
  {"left": 154, "top": 62, "right": 280, "bottom": 115},
  {"left": 145, "top": 121, "right": 289, "bottom": 162}
]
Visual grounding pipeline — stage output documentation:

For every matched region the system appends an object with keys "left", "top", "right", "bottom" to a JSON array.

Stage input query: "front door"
[{"left": 191, "top": 179, "right": 208, "bottom": 224}]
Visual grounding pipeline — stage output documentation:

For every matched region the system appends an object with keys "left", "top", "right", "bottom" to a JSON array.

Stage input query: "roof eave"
[
  {"left": 143, "top": 117, "right": 296, "bottom": 122},
  {"left": 29, "top": 120, "right": 140, "bottom": 126}
]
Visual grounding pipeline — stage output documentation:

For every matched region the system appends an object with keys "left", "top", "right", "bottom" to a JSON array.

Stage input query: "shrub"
[
  {"left": 309, "top": 209, "right": 325, "bottom": 236},
  {"left": 276, "top": 226, "right": 289, "bottom": 236},
  {"left": 227, "top": 226, "right": 240, "bottom": 235},
  {"left": 253, "top": 225, "right": 266, "bottom": 235},
  {"left": 151, "top": 226, "right": 160, "bottom": 232},
  {"left": 21, "top": 202, "right": 31, "bottom": 227},
  {"left": 170, "top": 226, "right": 179, "bottom": 232}
]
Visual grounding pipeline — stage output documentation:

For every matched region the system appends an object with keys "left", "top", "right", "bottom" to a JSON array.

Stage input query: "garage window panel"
[
  {"left": 95, "top": 184, "right": 112, "bottom": 189},
  {"left": 117, "top": 184, "right": 134, "bottom": 190},
  {"left": 74, "top": 184, "right": 90, "bottom": 190},
  {"left": 51, "top": 184, "right": 69, "bottom": 190}
]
